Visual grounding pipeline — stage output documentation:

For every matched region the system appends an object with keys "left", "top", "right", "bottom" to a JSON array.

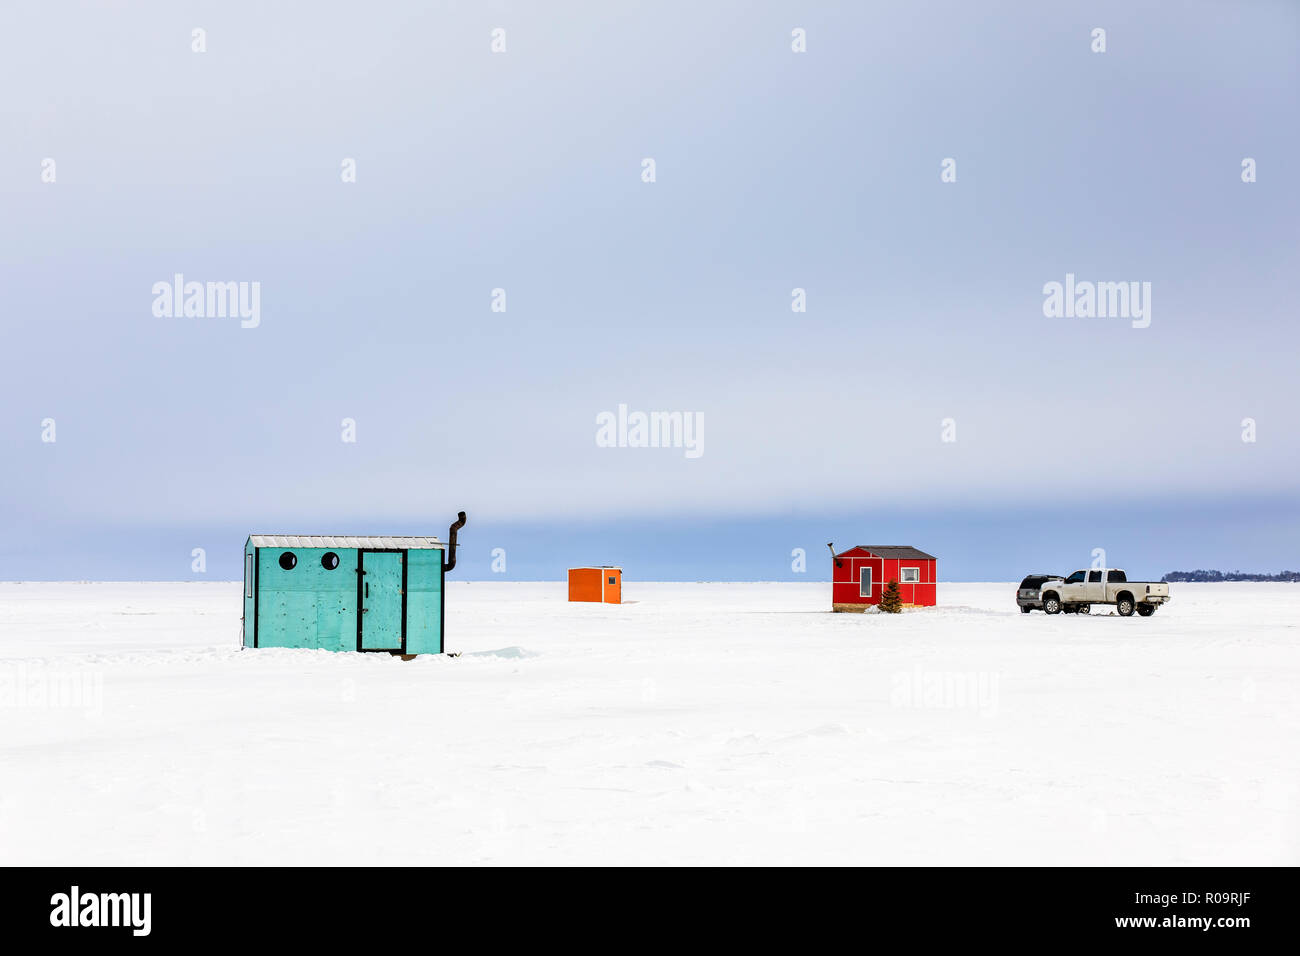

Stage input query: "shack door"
[{"left": 359, "top": 550, "right": 404, "bottom": 651}]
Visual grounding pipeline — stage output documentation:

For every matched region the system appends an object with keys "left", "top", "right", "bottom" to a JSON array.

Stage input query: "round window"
[
  {"left": 278, "top": 552, "right": 297, "bottom": 570},
  {"left": 321, "top": 552, "right": 340, "bottom": 570}
]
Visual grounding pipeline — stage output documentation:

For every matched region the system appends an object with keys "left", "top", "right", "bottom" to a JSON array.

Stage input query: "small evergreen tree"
[{"left": 878, "top": 579, "right": 903, "bottom": 613}]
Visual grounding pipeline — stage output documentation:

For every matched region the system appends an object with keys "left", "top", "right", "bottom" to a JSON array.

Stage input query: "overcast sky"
[{"left": 2, "top": 1, "right": 1297, "bottom": 580}]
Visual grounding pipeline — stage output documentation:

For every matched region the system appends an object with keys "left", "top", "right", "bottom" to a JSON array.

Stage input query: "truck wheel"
[
  {"left": 1117, "top": 594, "right": 1135, "bottom": 617},
  {"left": 1043, "top": 594, "right": 1061, "bottom": 615},
  {"left": 1076, "top": 604, "right": 1089, "bottom": 615},
  {"left": 1136, "top": 604, "right": 1155, "bottom": 617}
]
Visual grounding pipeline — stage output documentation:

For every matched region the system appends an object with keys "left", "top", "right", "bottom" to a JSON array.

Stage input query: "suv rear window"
[{"left": 1020, "top": 575, "right": 1052, "bottom": 589}]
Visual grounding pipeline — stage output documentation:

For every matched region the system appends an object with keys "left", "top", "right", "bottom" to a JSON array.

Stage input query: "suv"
[{"left": 1017, "top": 574, "right": 1063, "bottom": 612}]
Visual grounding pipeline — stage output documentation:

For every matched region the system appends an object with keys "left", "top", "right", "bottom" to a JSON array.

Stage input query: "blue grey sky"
[{"left": 2, "top": 1, "right": 1297, "bottom": 581}]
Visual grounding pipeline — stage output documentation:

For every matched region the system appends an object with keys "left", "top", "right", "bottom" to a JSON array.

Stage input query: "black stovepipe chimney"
[{"left": 443, "top": 512, "right": 467, "bottom": 573}]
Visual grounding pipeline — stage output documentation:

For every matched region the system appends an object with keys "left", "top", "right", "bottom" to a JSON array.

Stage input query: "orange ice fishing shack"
[{"left": 568, "top": 566, "right": 622, "bottom": 604}]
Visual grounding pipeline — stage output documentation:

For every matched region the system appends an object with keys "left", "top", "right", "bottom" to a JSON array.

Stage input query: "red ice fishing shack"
[{"left": 828, "top": 544, "right": 937, "bottom": 611}]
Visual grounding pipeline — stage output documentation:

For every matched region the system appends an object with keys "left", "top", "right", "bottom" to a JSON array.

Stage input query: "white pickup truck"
[{"left": 1039, "top": 568, "right": 1171, "bottom": 617}]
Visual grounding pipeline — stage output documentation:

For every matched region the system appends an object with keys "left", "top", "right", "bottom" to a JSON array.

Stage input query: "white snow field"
[{"left": 1, "top": 582, "right": 1296, "bottom": 866}]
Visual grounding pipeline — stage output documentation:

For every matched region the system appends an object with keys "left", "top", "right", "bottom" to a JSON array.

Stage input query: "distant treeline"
[{"left": 1162, "top": 570, "right": 1300, "bottom": 582}]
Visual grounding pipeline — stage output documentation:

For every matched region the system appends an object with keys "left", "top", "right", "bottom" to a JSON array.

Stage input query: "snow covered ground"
[{"left": 1, "top": 582, "right": 1296, "bottom": 865}]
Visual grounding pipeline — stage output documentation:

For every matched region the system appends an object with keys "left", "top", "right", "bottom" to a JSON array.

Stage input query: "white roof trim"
[{"left": 248, "top": 535, "right": 444, "bottom": 550}]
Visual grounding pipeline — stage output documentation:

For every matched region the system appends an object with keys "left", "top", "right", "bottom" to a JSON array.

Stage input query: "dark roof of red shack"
[{"left": 834, "top": 545, "right": 937, "bottom": 561}]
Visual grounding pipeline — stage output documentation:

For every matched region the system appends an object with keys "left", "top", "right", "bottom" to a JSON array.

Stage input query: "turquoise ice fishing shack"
[{"left": 241, "top": 512, "right": 466, "bottom": 655}]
